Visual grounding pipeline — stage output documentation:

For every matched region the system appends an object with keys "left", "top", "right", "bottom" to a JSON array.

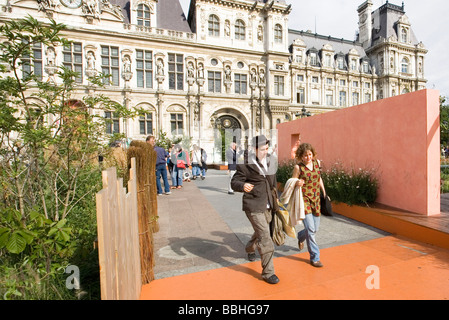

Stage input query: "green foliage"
[
  {"left": 441, "top": 167, "right": 449, "bottom": 193},
  {"left": 0, "top": 16, "right": 136, "bottom": 299},
  {"left": 276, "top": 159, "right": 297, "bottom": 185},
  {"left": 441, "top": 96, "right": 449, "bottom": 146},
  {"left": 322, "top": 164, "right": 378, "bottom": 206},
  {"left": 155, "top": 131, "right": 173, "bottom": 150}
]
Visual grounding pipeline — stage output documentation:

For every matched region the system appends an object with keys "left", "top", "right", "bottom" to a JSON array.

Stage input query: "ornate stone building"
[{"left": 0, "top": 0, "right": 427, "bottom": 163}]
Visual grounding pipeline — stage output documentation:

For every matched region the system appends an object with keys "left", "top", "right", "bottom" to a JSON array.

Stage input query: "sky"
[{"left": 179, "top": 0, "right": 449, "bottom": 98}]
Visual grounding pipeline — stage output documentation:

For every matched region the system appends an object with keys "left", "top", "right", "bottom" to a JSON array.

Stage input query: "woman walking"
[
  {"left": 171, "top": 145, "right": 189, "bottom": 189},
  {"left": 292, "top": 143, "right": 326, "bottom": 267}
]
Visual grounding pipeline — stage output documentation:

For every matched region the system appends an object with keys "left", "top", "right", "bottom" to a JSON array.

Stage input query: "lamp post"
[{"left": 295, "top": 106, "right": 311, "bottom": 118}]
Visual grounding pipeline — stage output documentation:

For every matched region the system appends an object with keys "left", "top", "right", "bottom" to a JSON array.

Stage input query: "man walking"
[
  {"left": 146, "top": 135, "right": 171, "bottom": 195},
  {"left": 231, "top": 135, "right": 279, "bottom": 284},
  {"left": 226, "top": 141, "right": 241, "bottom": 194}
]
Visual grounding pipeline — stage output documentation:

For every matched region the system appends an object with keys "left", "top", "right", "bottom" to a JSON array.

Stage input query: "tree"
[
  {"left": 440, "top": 96, "right": 449, "bottom": 147},
  {"left": 0, "top": 16, "right": 137, "bottom": 298}
]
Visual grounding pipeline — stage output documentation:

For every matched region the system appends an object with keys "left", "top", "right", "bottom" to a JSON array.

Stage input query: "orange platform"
[{"left": 140, "top": 235, "right": 449, "bottom": 300}]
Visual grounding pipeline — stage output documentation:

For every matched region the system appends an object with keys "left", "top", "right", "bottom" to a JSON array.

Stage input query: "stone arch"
[{"left": 209, "top": 107, "right": 251, "bottom": 160}]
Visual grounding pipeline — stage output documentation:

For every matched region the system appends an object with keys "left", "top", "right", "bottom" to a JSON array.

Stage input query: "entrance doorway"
[{"left": 214, "top": 115, "right": 243, "bottom": 163}]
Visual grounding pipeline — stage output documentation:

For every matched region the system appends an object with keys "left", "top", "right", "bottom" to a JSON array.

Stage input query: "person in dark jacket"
[
  {"left": 226, "top": 141, "right": 238, "bottom": 194},
  {"left": 231, "top": 135, "right": 279, "bottom": 285},
  {"left": 146, "top": 135, "right": 171, "bottom": 195}
]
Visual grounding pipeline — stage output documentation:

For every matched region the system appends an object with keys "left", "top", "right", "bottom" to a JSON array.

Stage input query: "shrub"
[
  {"left": 276, "top": 159, "right": 297, "bottom": 185},
  {"left": 322, "top": 164, "right": 378, "bottom": 206}
]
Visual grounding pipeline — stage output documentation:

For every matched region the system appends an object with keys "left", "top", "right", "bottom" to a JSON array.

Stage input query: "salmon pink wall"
[{"left": 277, "top": 89, "right": 440, "bottom": 216}]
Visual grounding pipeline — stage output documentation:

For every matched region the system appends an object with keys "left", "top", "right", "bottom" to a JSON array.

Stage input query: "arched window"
[
  {"left": 137, "top": 4, "right": 151, "bottom": 27},
  {"left": 235, "top": 19, "right": 246, "bottom": 40},
  {"left": 401, "top": 28, "right": 408, "bottom": 43},
  {"left": 274, "top": 24, "right": 283, "bottom": 43},
  {"left": 401, "top": 57, "right": 409, "bottom": 73},
  {"left": 208, "top": 15, "right": 220, "bottom": 37}
]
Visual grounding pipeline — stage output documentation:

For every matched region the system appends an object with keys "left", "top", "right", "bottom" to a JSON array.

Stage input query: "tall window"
[
  {"left": 274, "top": 24, "right": 283, "bottom": 43},
  {"left": 324, "top": 54, "right": 332, "bottom": 67},
  {"left": 105, "top": 111, "right": 120, "bottom": 134},
  {"left": 235, "top": 19, "right": 246, "bottom": 40},
  {"left": 136, "top": 49, "right": 153, "bottom": 88},
  {"left": 362, "top": 61, "right": 369, "bottom": 73},
  {"left": 365, "top": 93, "right": 372, "bottom": 103},
  {"left": 297, "top": 88, "right": 305, "bottom": 104},
  {"left": 208, "top": 15, "right": 220, "bottom": 36},
  {"left": 22, "top": 42, "right": 43, "bottom": 80},
  {"left": 352, "top": 92, "right": 359, "bottom": 106},
  {"left": 401, "top": 57, "right": 409, "bottom": 73},
  {"left": 350, "top": 59, "right": 357, "bottom": 71},
  {"left": 137, "top": 4, "right": 151, "bottom": 27},
  {"left": 208, "top": 71, "right": 221, "bottom": 93},
  {"left": 101, "top": 46, "right": 119, "bottom": 86},
  {"left": 170, "top": 113, "right": 183, "bottom": 135},
  {"left": 63, "top": 42, "right": 83, "bottom": 83},
  {"left": 337, "top": 57, "right": 345, "bottom": 70},
  {"left": 326, "top": 91, "right": 333, "bottom": 106},
  {"left": 310, "top": 52, "right": 317, "bottom": 66},
  {"left": 168, "top": 53, "right": 183, "bottom": 90},
  {"left": 274, "top": 75, "right": 284, "bottom": 96},
  {"left": 139, "top": 113, "right": 153, "bottom": 135},
  {"left": 401, "top": 28, "right": 408, "bottom": 43},
  {"left": 339, "top": 91, "right": 346, "bottom": 107},
  {"left": 234, "top": 73, "right": 247, "bottom": 94}
]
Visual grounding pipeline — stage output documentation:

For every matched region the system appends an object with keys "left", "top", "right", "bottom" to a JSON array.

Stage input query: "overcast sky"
[{"left": 179, "top": 0, "right": 449, "bottom": 98}]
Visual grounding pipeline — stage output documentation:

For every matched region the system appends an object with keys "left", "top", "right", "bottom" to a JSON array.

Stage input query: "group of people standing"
[
  {"left": 146, "top": 136, "right": 207, "bottom": 195},
  {"left": 231, "top": 135, "right": 326, "bottom": 285}
]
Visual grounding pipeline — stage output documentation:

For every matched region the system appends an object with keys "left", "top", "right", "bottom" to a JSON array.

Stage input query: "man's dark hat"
[{"left": 252, "top": 135, "right": 270, "bottom": 148}]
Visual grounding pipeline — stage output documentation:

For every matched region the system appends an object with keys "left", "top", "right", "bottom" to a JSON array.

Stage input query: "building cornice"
[{"left": 198, "top": 0, "right": 291, "bottom": 14}]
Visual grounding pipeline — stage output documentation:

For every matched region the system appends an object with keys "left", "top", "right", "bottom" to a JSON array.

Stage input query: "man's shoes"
[
  {"left": 201, "top": 176, "right": 205, "bottom": 180},
  {"left": 310, "top": 261, "right": 323, "bottom": 268},
  {"left": 228, "top": 191, "right": 234, "bottom": 195},
  {"left": 247, "top": 252, "right": 256, "bottom": 261},
  {"left": 165, "top": 192, "right": 171, "bottom": 195},
  {"left": 264, "top": 274, "right": 280, "bottom": 285},
  {"left": 298, "top": 240, "right": 304, "bottom": 251}
]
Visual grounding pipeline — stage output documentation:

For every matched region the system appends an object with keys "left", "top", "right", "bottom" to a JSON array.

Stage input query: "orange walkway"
[{"left": 140, "top": 235, "right": 449, "bottom": 300}]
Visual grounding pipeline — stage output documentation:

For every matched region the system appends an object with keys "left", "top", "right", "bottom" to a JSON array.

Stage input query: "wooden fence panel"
[{"left": 96, "top": 158, "right": 142, "bottom": 300}]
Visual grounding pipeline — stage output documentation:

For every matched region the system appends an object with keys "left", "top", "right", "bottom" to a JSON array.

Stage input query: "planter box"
[{"left": 333, "top": 202, "right": 449, "bottom": 250}]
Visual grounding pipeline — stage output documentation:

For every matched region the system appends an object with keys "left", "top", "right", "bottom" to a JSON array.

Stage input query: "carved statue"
[
  {"left": 156, "top": 59, "right": 164, "bottom": 76},
  {"left": 123, "top": 55, "right": 131, "bottom": 73},
  {"left": 197, "top": 62, "right": 204, "bottom": 79},
  {"left": 83, "top": 0, "right": 100, "bottom": 18},
  {"left": 46, "top": 47, "right": 56, "bottom": 66},
  {"left": 86, "top": 51, "right": 96, "bottom": 70}
]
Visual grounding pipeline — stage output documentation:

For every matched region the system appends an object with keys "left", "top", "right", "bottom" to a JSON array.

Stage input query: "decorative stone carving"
[
  {"left": 85, "top": 50, "right": 97, "bottom": 77},
  {"left": 122, "top": 55, "right": 133, "bottom": 82},
  {"left": 44, "top": 46, "right": 57, "bottom": 75}
]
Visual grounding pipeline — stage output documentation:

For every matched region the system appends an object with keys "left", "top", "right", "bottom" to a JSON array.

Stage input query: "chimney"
[{"left": 357, "top": 0, "right": 373, "bottom": 48}]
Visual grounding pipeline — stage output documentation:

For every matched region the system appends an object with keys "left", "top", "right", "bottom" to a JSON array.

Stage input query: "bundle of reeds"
[{"left": 127, "top": 140, "right": 158, "bottom": 284}]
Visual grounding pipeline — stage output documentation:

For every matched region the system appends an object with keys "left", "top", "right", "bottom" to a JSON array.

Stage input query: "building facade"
[{"left": 0, "top": 0, "right": 427, "bottom": 163}]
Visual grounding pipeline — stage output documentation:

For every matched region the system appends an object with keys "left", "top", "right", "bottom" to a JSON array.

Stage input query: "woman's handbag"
[
  {"left": 176, "top": 159, "right": 186, "bottom": 169},
  {"left": 320, "top": 193, "right": 333, "bottom": 217}
]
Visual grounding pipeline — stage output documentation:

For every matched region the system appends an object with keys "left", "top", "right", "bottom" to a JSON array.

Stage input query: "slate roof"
[
  {"left": 109, "top": 0, "right": 130, "bottom": 24},
  {"left": 110, "top": 0, "right": 191, "bottom": 32},
  {"left": 157, "top": 0, "right": 191, "bottom": 32},
  {"left": 370, "top": 2, "right": 419, "bottom": 46},
  {"left": 289, "top": 29, "right": 368, "bottom": 59}
]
